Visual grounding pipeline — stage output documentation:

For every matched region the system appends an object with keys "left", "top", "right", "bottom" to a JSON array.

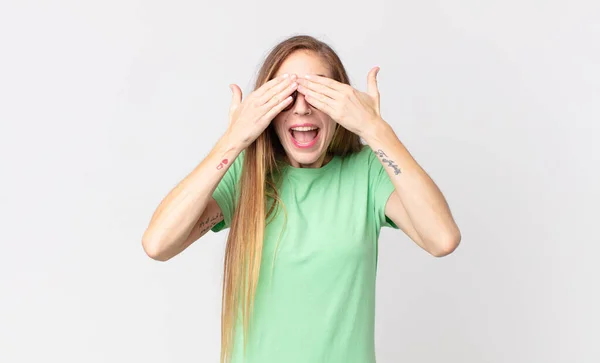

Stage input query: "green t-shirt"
[{"left": 211, "top": 144, "right": 399, "bottom": 363}]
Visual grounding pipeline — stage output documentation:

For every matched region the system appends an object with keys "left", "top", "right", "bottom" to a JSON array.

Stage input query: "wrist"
[
  {"left": 361, "top": 118, "right": 393, "bottom": 145},
  {"left": 221, "top": 128, "right": 248, "bottom": 154}
]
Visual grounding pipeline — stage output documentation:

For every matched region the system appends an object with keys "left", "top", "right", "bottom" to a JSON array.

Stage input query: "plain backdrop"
[{"left": 1, "top": 0, "right": 598, "bottom": 362}]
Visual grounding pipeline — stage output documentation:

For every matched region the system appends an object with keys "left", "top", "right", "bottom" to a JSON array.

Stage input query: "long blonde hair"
[{"left": 220, "top": 34, "right": 363, "bottom": 363}]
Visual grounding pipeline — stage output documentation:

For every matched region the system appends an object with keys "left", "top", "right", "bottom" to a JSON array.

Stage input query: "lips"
[
  {"left": 290, "top": 125, "right": 318, "bottom": 140},
  {"left": 288, "top": 126, "right": 319, "bottom": 148},
  {"left": 289, "top": 123, "right": 320, "bottom": 130}
]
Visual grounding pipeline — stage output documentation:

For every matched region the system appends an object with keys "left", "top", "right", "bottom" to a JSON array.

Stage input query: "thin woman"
[{"left": 142, "top": 35, "right": 461, "bottom": 363}]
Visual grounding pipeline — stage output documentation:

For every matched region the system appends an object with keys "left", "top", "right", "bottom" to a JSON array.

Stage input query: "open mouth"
[{"left": 289, "top": 126, "right": 320, "bottom": 147}]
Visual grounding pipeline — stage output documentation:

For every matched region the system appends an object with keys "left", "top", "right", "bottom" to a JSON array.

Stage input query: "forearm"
[
  {"left": 362, "top": 120, "right": 461, "bottom": 252},
  {"left": 142, "top": 130, "right": 243, "bottom": 255}
]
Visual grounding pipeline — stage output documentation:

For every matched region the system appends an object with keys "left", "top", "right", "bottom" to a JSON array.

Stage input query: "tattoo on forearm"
[
  {"left": 197, "top": 211, "right": 224, "bottom": 235},
  {"left": 374, "top": 149, "right": 401, "bottom": 175},
  {"left": 216, "top": 148, "right": 236, "bottom": 170},
  {"left": 216, "top": 159, "right": 229, "bottom": 170}
]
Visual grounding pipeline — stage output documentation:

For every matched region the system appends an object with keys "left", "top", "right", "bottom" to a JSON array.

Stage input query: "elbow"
[
  {"left": 429, "top": 229, "right": 461, "bottom": 258},
  {"left": 141, "top": 233, "right": 171, "bottom": 262}
]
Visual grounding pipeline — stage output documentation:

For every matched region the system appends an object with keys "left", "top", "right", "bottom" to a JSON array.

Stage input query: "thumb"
[
  {"left": 228, "top": 84, "right": 242, "bottom": 125},
  {"left": 366, "top": 66, "right": 380, "bottom": 98},
  {"left": 229, "top": 84, "right": 242, "bottom": 109}
]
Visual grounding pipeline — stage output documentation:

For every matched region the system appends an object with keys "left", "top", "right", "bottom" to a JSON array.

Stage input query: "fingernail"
[{"left": 283, "top": 73, "right": 289, "bottom": 78}]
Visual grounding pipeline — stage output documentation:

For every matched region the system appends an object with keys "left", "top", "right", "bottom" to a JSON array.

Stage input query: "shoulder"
[
  {"left": 339, "top": 144, "right": 375, "bottom": 168},
  {"left": 339, "top": 144, "right": 389, "bottom": 186}
]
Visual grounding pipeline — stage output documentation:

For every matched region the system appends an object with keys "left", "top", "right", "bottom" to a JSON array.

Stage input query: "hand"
[
  {"left": 227, "top": 73, "right": 299, "bottom": 148},
  {"left": 295, "top": 67, "right": 384, "bottom": 138}
]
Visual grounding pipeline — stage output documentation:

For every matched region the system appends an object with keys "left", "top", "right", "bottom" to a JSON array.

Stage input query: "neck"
[{"left": 285, "top": 152, "right": 333, "bottom": 168}]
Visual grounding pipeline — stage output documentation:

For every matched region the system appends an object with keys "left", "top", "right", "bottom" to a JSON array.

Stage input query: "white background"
[{"left": 1, "top": 0, "right": 598, "bottom": 362}]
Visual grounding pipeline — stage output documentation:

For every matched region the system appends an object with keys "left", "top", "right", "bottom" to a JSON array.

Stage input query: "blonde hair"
[{"left": 220, "top": 34, "right": 363, "bottom": 363}]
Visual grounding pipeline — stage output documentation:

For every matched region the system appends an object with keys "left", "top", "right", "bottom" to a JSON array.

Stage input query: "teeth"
[{"left": 290, "top": 126, "right": 318, "bottom": 131}]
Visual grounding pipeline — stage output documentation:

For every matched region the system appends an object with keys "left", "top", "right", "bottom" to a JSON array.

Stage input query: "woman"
[{"left": 142, "top": 35, "right": 461, "bottom": 363}]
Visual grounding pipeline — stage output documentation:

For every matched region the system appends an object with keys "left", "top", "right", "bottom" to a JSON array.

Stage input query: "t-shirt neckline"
[{"left": 282, "top": 154, "right": 340, "bottom": 176}]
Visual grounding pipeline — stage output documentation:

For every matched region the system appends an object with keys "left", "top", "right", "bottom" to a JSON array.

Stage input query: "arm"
[
  {"left": 293, "top": 69, "right": 460, "bottom": 256},
  {"left": 141, "top": 130, "right": 243, "bottom": 261},
  {"left": 364, "top": 120, "right": 461, "bottom": 257},
  {"left": 153, "top": 196, "right": 224, "bottom": 262},
  {"left": 142, "top": 73, "right": 298, "bottom": 261}
]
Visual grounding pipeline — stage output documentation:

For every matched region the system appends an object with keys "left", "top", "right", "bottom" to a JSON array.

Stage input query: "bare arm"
[
  {"left": 151, "top": 196, "right": 224, "bottom": 261},
  {"left": 142, "top": 73, "right": 299, "bottom": 261},
  {"left": 141, "top": 131, "right": 243, "bottom": 261},
  {"left": 365, "top": 121, "right": 461, "bottom": 257}
]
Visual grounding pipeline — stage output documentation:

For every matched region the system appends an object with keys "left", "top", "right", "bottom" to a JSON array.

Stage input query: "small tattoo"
[
  {"left": 199, "top": 224, "right": 212, "bottom": 235},
  {"left": 374, "top": 149, "right": 387, "bottom": 158},
  {"left": 374, "top": 149, "right": 401, "bottom": 175},
  {"left": 216, "top": 158, "right": 229, "bottom": 170},
  {"left": 210, "top": 211, "right": 224, "bottom": 222},
  {"left": 198, "top": 212, "right": 224, "bottom": 234},
  {"left": 198, "top": 215, "right": 211, "bottom": 228}
]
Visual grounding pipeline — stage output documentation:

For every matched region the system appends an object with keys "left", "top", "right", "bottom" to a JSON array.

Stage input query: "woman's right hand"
[{"left": 227, "top": 73, "right": 298, "bottom": 148}]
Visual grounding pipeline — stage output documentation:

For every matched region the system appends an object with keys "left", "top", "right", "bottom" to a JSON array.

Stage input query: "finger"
[
  {"left": 262, "top": 80, "right": 298, "bottom": 111},
  {"left": 296, "top": 78, "right": 339, "bottom": 100},
  {"left": 366, "top": 66, "right": 380, "bottom": 98},
  {"left": 303, "top": 93, "right": 336, "bottom": 118},
  {"left": 257, "top": 75, "right": 295, "bottom": 105},
  {"left": 297, "top": 84, "right": 335, "bottom": 106},
  {"left": 261, "top": 94, "right": 294, "bottom": 123},
  {"left": 254, "top": 73, "right": 291, "bottom": 99},
  {"left": 303, "top": 74, "right": 347, "bottom": 92}
]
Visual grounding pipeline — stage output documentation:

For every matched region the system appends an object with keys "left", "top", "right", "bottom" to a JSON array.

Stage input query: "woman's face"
[{"left": 272, "top": 50, "right": 337, "bottom": 168}]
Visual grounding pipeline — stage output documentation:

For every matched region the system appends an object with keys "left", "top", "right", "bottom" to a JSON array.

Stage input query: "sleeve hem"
[
  {"left": 210, "top": 189, "right": 230, "bottom": 233},
  {"left": 378, "top": 181, "right": 399, "bottom": 229}
]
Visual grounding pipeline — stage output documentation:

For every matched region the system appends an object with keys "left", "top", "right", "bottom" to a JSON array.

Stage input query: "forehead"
[{"left": 274, "top": 50, "right": 331, "bottom": 78}]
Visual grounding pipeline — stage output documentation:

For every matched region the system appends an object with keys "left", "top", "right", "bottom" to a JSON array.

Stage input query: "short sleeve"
[
  {"left": 365, "top": 146, "right": 399, "bottom": 230},
  {"left": 211, "top": 150, "right": 245, "bottom": 233}
]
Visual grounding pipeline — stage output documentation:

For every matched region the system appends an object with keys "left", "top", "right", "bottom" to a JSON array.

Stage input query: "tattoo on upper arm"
[
  {"left": 374, "top": 149, "right": 401, "bottom": 175},
  {"left": 197, "top": 211, "right": 225, "bottom": 235}
]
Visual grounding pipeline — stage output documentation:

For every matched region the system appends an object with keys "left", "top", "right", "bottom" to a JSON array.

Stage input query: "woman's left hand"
[{"left": 295, "top": 66, "right": 385, "bottom": 138}]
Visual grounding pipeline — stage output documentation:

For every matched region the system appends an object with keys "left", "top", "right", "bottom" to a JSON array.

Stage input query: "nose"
[{"left": 292, "top": 92, "right": 312, "bottom": 115}]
